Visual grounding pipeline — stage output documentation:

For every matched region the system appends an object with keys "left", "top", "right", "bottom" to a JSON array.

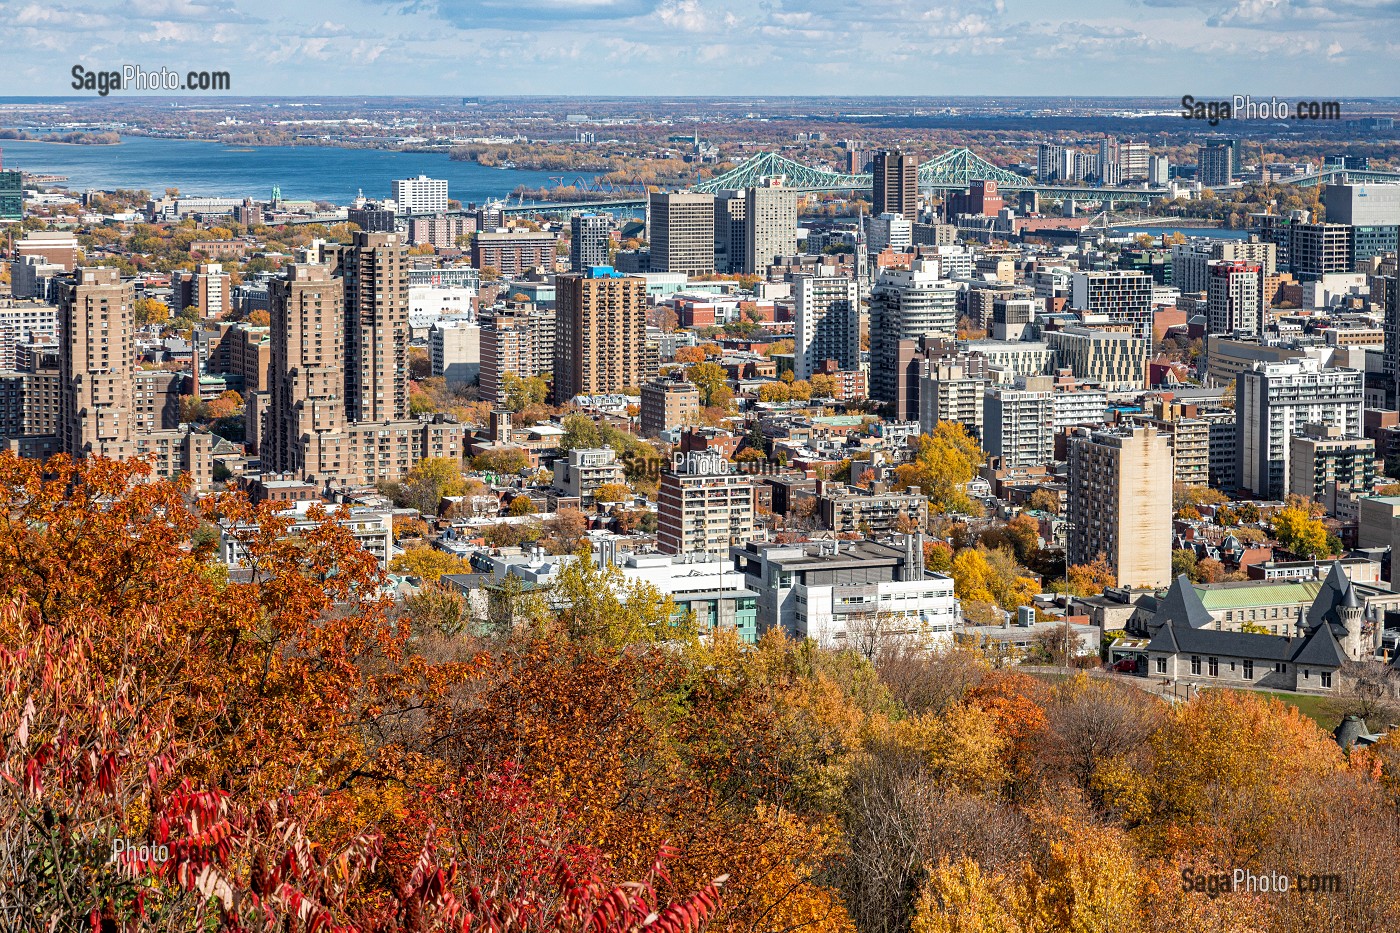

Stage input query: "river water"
[{"left": 0, "top": 135, "right": 563, "bottom": 205}]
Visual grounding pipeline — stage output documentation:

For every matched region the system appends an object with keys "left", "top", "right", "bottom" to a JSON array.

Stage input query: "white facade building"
[
  {"left": 392, "top": 175, "right": 449, "bottom": 215},
  {"left": 793, "top": 274, "right": 859, "bottom": 378}
]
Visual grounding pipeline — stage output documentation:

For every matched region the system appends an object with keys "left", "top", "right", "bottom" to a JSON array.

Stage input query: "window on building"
[
  {"left": 1208, "top": 657, "right": 1219, "bottom": 677},
  {"left": 1156, "top": 657, "right": 1167, "bottom": 674},
  {"left": 1243, "top": 660, "right": 1253, "bottom": 680},
  {"left": 1321, "top": 671, "right": 1332, "bottom": 688},
  {"left": 1190, "top": 656, "right": 1201, "bottom": 675}
]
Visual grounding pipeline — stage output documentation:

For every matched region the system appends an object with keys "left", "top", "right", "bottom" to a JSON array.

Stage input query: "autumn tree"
[
  {"left": 543, "top": 507, "right": 590, "bottom": 553},
  {"left": 810, "top": 373, "right": 839, "bottom": 399},
  {"left": 1271, "top": 505, "right": 1333, "bottom": 560},
  {"left": 951, "top": 547, "right": 1038, "bottom": 616},
  {"left": 472, "top": 447, "right": 530, "bottom": 475},
  {"left": 391, "top": 545, "right": 472, "bottom": 583},
  {"left": 382, "top": 456, "right": 473, "bottom": 514},
  {"left": 1064, "top": 555, "right": 1116, "bottom": 597},
  {"left": 593, "top": 482, "right": 632, "bottom": 503},
  {"left": 501, "top": 372, "right": 550, "bottom": 413},
  {"left": 687, "top": 362, "right": 730, "bottom": 408},
  {"left": 1095, "top": 690, "right": 1344, "bottom": 861},
  {"left": 204, "top": 388, "right": 244, "bottom": 421},
  {"left": 895, "top": 423, "right": 985, "bottom": 516},
  {"left": 1027, "top": 488, "right": 1059, "bottom": 515},
  {"left": 758, "top": 381, "right": 791, "bottom": 403},
  {"left": 392, "top": 515, "right": 430, "bottom": 540},
  {"left": 134, "top": 296, "right": 170, "bottom": 326}
]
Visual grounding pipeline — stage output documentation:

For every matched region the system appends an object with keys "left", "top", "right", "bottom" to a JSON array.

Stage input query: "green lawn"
[{"left": 1246, "top": 690, "right": 1346, "bottom": 731}]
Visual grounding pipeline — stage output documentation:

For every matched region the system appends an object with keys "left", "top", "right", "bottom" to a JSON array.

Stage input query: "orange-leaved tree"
[{"left": 0, "top": 452, "right": 728, "bottom": 929}]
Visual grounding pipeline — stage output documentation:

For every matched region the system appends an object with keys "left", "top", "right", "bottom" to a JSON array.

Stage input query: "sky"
[{"left": 3, "top": 0, "right": 1399, "bottom": 97}]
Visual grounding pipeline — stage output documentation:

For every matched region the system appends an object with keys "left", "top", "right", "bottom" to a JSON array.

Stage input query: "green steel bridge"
[
  {"left": 495, "top": 147, "right": 1400, "bottom": 216},
  {"left": 1291, "top": 166, "right": 1400, "bottom": 187}
]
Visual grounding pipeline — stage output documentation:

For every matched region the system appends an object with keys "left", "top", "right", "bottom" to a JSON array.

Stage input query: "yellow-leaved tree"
[
  {"left": 895, "top": 422, "right": 985, "bottom": 516},
  {"left": 1270, "top": 506, "right": 1333, "bottom": 560}
]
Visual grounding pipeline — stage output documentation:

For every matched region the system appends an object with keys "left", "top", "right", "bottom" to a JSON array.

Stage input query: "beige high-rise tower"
[
  {"left": 1066, "top": 424, "right": 1172, "bottom": 589},
  {"left": 553, "top": 268, "right": 650, "bottom": 403},
  {"left": 58, "top": 267, "right": 135, "bottom": 459},
  {"left": 266, "top": 264, "right": 347, "bottom": 476},
  {"left": 328, "top": 231, "right": 409, "bottom": 424},
  {"left": 743, "top": 181, "right": 797, "bottom": 275},
  {"left": 648, "top": 191, "right": 715, "bottom": 275}
]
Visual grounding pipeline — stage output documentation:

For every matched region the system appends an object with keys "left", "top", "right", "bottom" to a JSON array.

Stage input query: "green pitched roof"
[{"left": 1193, "top": 580, "right": 1322, "bottom": 611}]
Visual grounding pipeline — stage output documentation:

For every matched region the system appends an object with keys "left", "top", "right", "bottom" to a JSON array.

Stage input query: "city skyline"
[{"left": 3, "top": 0, "right": 1399, "bottom": 97}]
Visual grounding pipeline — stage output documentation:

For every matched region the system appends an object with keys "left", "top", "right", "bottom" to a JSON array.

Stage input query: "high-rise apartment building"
[
  {"left": 657, "top": 449, "right": 754, "bottom": 555},
  {"left": 1119, "top": 140, "right": 1150, "bottom": 179},
  {"left": 58, "top": 268, "right": 134, "bottom": 459},
  {"left": 1037, "top": 144, "right": 1067, "bottom": 182},
  {"left": 984, "top": 378, "right": 1055, "bottom": 468},
  {"left": 570, "top": 213, "right": 612, "bottom": 271},
  {"left": 1045, "top": 327, "right": 1148, "bottom": 389},
  {"left": 406, "top": 214, "right": 475, "bottom": 250},
  {"left": 1199, "top": 140, "right": 1235, "bottom": 187},
  {"left": 793, "top": 274, "right": 859, "bottom": 379},
  {"left": 174, "top": 262, "right": 231, "bottom": 319},
  {"left": 39, "top": 268, "right": 215, "bottom": 484},
  {"left": 872, "top": 149, "right": 918, "bottom": 220},
  {"left": 327, "top": 231, "right": 410, "bottom": 424},
  {"left": 1287, "top": 423, "right": 1375, "bottom": 515},
  {"left": 1382, "top": 276, "right": 1400, "bottom": 406},
  {"left": 1173, "top": 237, "right": 1277, "bottom": 296},
  {"left": 1148, "top": 155, "right": 1170, "bottom": 185},
  {"left": 0, "top": 301, "right": 58, "bottom": 370},
  {"left": 743, "top": 182, "right": 798, "bottom": 274},
  {"left": 869, "top": 262, "right": 957, "bottom": 410},
  {"left": 640, "top": 376, "right": 700, "bottom": 438},
  {"left": 1070, "top": 270, "right": 1154, "bottom": 343},
  {"left": 0, "top": 348, "right": 60, "bottom": 451},
  {"left": 348, "top": 202, "right": 396, "bottom": 234},
  {"left": 471, "top": 231, "right": 558, "bottom": 276},
  {"left": 479, "top": 306, "right": 555, "bottom": 404},
  {"left": 262, "top": 257, "right": 466, "bottom": 486},
  {"left": 1132, "top": 400, "right": 1211, "bottom": 488},
  {"left": 1067, "top": 425, "right": 1172, "bottom": 589},
  {"left": 713, "top": 190, "right": 748, "bottom": 274},
  {"left": 1206, "top": 260, "right": 1263, "bottom": 336},
  {"left": 429, "top": 320, "right": 480, "bottom": 385},
  {"left": 649, "top": 191, "right": 715, "bottom": 275},
  {"left": 1237, "top": 358, "right": 1364, "bottom": 499},
  {"left": 265, "top": 263, "right": 347, "bottom": 478},
  {"left": 1096, "top": 137, "right": 1150, "bottom": 182},
  {"left": 391, "top": 175, "right": 448, "bottom": 215},
  {"left": 919, "top": 360, "right": 987, "bottom": 440},
  {"left": 553, "top": 267, "right": 650, "bottom": 402}
]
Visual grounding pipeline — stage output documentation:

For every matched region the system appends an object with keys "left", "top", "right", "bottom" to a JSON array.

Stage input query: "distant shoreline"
[{"left": 0, "top": 138, "right": 120, "bottom": 147}]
